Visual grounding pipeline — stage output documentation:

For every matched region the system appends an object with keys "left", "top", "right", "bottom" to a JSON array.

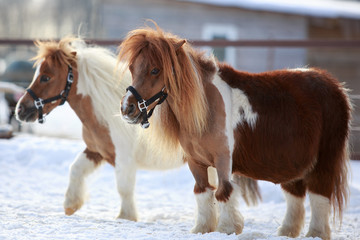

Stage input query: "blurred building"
[{"left": 1, "top": 0, "right": 360, "bottom": 156}]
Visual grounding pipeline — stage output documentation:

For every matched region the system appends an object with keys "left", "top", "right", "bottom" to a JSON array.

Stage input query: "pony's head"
[
  {"left": 16, "top": 38, "right": 78, "bottom": 123},
  {"left": 118, "top": 22, "right": 209, "bottom": 134}
]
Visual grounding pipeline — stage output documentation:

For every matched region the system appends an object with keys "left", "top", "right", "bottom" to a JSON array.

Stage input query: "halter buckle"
[
  {"left": 67, "top": 72, "right": 74, "bottom": 83},
  {"left": 138, "top": 100, "right": 147, "bottom": 112},
  {"left": 141, "top": 121, "right": 150, "bottom": 129},
  {"left": 34, "top": 98, "right": 44, "bottom": 109}
]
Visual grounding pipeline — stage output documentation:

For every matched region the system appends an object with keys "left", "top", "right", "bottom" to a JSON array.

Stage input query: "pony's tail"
[
  {"left": 233, "top": 174, "right": 262, "bottom": 206},
  {"left": 332, "top": 139, "right": 350, "bottom": 224},
  {"left": 329, "top": 84, "right": 352, "bottom": 224}
]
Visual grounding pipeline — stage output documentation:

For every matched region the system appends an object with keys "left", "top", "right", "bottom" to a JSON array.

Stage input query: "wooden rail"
[{"left": 1, "top": 39, "right": 360, "bottom": 48}]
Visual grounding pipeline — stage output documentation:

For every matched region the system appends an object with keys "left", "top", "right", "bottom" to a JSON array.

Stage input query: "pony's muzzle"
[
  {"left": 120, "top": 95, "right": 142, "bottom": 124},
  {"left": 126, "top": 103, "right": 136, "bottom": 116},
  {"left": 15, "top": 102, "right": 38, "bottom": 122}
]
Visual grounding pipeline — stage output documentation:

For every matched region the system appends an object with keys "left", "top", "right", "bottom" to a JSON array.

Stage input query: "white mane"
[{"left": 73, "top": 40, "right": 183, "bottom": 169}]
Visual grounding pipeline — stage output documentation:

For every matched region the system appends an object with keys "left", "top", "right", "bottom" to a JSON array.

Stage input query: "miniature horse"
[
  {"left": 15, "top": 37, "right": 260, "bottom": 221},
  {"left": 15, "top": 37, "right": 185, "bottom": 220},
  {"left": 118, "top": 24, "right": 351, "bottom": 239}
]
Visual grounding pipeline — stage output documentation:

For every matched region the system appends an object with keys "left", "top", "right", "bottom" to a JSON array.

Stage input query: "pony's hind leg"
[
  {"left": 114, "top": 158, "right": 137, "bottom": 221},
  {"left": 188, "top": 160, "right": 218, "bottom": 233},
  {"left": 64, "top": 149, "right": 103, "bottom": 215},
  {"left": 306, "top": 192, "right": 331, "bottom": 240},
  {"left": 278, "top": 181, "right": 306, "bottom": 238},
  {"left": 304, "top": 129, "right": 349, "bottom": 240}
]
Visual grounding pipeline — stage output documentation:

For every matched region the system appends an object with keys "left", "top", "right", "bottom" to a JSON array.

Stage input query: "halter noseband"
[
  {"left": 126, "top": 85, "right": 167, "bottom": 128},
  {"left": 26, "top": 65, "right": 74, "bottom": 124}
]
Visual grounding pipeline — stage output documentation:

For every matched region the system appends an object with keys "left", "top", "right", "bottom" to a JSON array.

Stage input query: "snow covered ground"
[{"left": 1, "top": 133, "right": 359, "bottom": 239}]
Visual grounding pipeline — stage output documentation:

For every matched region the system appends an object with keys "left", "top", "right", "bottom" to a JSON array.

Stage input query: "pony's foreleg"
[
  {"left": 64, "top": 149, "right": 103, "bottom": 215},
  {"left": 114, "top": 158, "right": 137, "bottom": 221},
  {"left": 188, "top": 161, "right": 218, "bottom": 233},
  {"left": 214, "top": 155, "right": 244, "bottom": 234},
  {"left": 216, "top": 181, "right": 244, "bottom": 234},
  {"left": 305, "top": 192, "right": 331, "bottom": 240},
  {"left": 278, "top": 187, "right": 305, "bottom": 237}
]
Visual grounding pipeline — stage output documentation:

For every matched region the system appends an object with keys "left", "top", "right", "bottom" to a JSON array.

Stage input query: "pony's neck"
[
  {"left": 163, "top": 51, "right": 217, "bottom": 135},
  {"left": 64, "top": 67, "right": 100, "bottom": 128},
  {"left": 66, "top": 83, "right": 92, "bottom": 126}
]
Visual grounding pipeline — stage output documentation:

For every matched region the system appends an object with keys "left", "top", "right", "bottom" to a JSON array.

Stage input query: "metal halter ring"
[
  {"left": 138, "top": 100, "right": 147, "bottom": 112},
  {"left": 34, "top": 98, "right": 44, "bottom": 109}
]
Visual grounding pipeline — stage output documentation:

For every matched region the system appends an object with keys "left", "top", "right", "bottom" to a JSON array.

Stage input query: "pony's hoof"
[
  {"left": 277, "top": 225, "right": 301, "bottom": 238},
  {"left": 306, "top": 228, "right": 330, "bottom": 240},
  {"left": 216, "top": 209, "right": 244, "bottom": 234},
  {"left": 117, "top": 211, "right": 138, "bottom": 222},
  {"left": 64, "top": 207, "right": 77, "bottom": 216},
  {"left": 64, "top": 199, "right": 83, "bottom": 216},
  {"left": 191, "top": 224, "right": 215, "bottom": 234},
  {"left": 216, "top": 221, "right": 244, "bottom": 235}
]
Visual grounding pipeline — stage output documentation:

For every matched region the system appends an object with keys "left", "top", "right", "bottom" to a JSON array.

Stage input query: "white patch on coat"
[
  {"left": 212, "top": 73, "right": 234, "bottom": 177},
  {"left": 232, "top": 88, "right": 258, "bottom": 129},
  {"left": 31, "top": 61, "right": 42, "bottom": 84}
]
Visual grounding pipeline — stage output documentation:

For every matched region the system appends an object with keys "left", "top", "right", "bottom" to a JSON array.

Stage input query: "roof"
[{"left": 179, "top": 0, "right": 360, "bottom": 19}]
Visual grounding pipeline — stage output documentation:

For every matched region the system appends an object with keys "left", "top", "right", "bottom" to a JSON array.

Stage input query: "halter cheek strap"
[
  {"left": 126, "top": 85, "right": 167, "bottom": 128},
  {"left": 26, "top": 65, "right": 74, "bottom": 124}
]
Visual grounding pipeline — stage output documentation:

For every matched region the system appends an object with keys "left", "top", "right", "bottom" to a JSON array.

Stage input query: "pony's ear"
[{"left": 174, "top": 40, "right": 186, "bottom": 53}]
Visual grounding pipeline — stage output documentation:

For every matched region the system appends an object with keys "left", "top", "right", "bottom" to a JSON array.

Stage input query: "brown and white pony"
[
  {"left": 118, "top": 24, "right": 351, "bottom": 239},
  {"left": 14, "top": 37, "right": 186, "bottom": 221},
  {"left": 15, "top": 37, "right": 260, "bottom": 222}
]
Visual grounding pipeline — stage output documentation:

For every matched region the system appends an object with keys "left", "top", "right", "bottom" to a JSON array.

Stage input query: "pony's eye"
[
  {"left": 40, "top": 75, "right": 51, "bottom": 83},
  {"left": 150, "top": 68, "right": 160, "bottom": 75}
]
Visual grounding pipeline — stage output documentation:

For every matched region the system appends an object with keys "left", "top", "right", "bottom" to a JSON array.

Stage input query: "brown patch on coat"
[
  {"left": 67, "top": 84, "right": 116, "bottom": 167},
  {"left": 84, "top": 148, "right": 103, "bottom": 166}
]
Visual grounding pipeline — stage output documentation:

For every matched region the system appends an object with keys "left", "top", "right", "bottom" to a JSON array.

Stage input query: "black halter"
[
  {"left": 26, "top": 65, "right": 74, "bottom": 124},
  {"left": 126, "top": 85, "right": 167, "bottom": 128}
]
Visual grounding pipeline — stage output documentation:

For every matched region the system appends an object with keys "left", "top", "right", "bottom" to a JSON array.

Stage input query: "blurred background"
[{"left": 0, "top": 0, "right": 360, "bottom": 157}]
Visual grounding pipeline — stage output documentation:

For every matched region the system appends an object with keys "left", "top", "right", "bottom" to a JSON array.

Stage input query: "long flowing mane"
[{"left": 118, "top": 23, "right": 209, "bottom": 136}]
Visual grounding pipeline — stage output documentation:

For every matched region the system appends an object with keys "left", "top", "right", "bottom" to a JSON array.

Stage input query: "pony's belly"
[{"left": 231, "top": 135, "right": 317, "bottom": 184}]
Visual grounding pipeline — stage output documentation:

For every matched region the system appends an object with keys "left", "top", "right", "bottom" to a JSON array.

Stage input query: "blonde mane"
[
  {"left": 118, "top": 23, "right": 209, "bottom": 139},
  {"left": 32, "top": 37, "right": 77, "bottom": 67}
]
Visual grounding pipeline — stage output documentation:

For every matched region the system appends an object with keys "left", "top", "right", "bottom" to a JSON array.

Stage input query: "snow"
[
  {"left": 181, "top": 0, "right": 360, "bottom": 19},
  {"left": 25, "top": 103, "right": 82, "bottom": 139},
  {"left": 1, "top": 133, "right": 359, "bottom": 239},
  {"left": 1, "top": 101, "right": 360, "bottom": 239}
]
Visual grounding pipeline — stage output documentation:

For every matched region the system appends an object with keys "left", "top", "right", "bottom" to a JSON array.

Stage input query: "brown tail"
[
  {"left": 332, "top": 141, "right": 350, "bottom": 223},
  {"left": 233, "top": 174, "right": 262, "bottom": 206}
]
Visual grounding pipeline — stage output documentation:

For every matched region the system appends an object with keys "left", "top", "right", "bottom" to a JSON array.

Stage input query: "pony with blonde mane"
[
  {"left": 15, "top": 37, "right": 260, "bottom": 221},
  {"left": 15, "top": 37, "right": 184, "bottom": 220},
  {"left": 119, "top": 23, "right": 351, "bottom": 240}
]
